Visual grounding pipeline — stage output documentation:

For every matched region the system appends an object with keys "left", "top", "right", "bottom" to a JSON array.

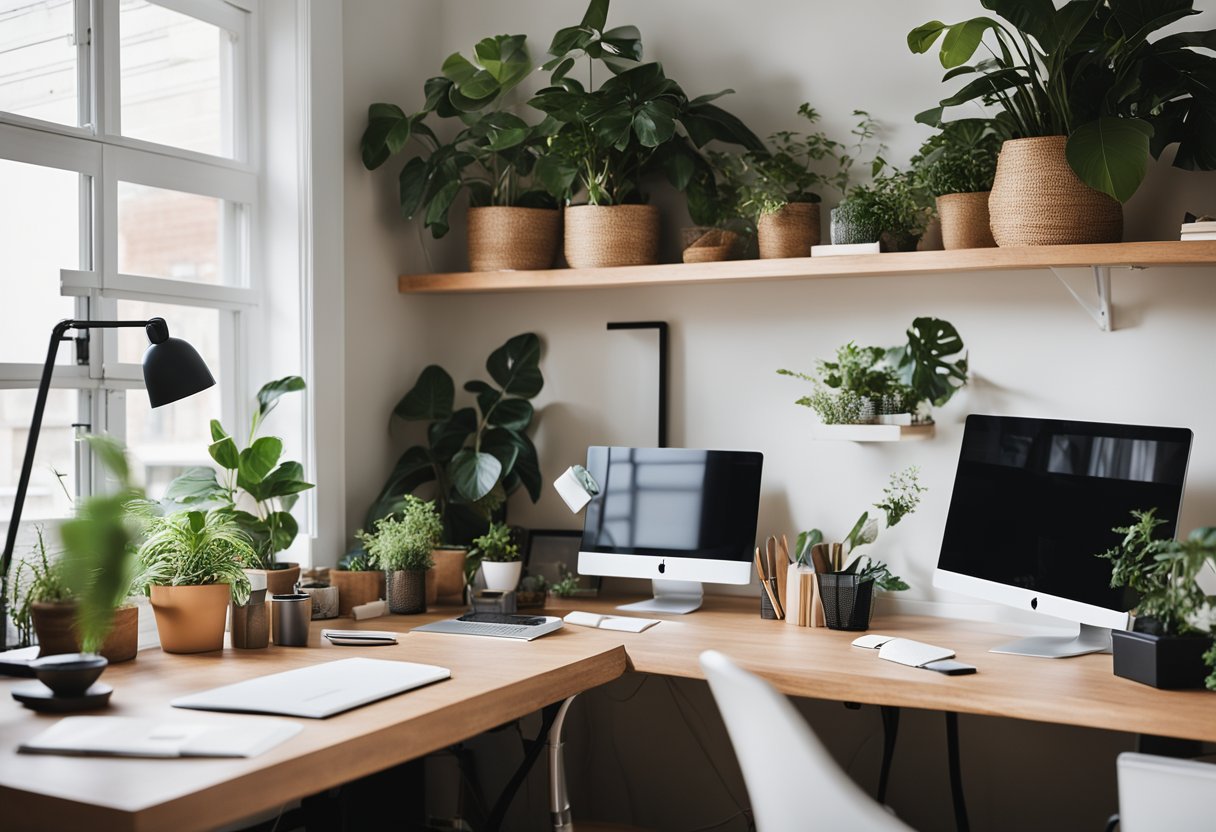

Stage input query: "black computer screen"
[
  {"left": 580, "top": 447, "right": 763, "bottom": 562},
  {"left": 937, "top": 415, "right": 1192, "bottom": 612}
]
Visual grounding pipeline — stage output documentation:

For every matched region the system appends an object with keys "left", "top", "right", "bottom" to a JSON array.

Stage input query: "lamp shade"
[{"left": 141, "top": 318, "right": 216, "bottom": 408}]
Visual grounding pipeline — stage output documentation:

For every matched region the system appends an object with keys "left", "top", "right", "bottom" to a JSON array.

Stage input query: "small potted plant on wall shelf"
[
  {"left": 778, "top": 317, "right": 967, "bottom": 441},
  {"left": 914, "top": 119, "right": 1003, "bottom": 250},
  {"left": 136, "top": 509, "right": 254, "bottom": 654},
  {"left": 797, "top": 467, "right": 920, "bottom": 631},
  {"left": 471, "top": 522, "right": 523, "bottom": 592},
  {"left": 1098, "top": 509, "right": 1216, "bottom": 690},
  {"left": 830, "top": 162, "right": 929, "bottom": 252},
  {"left": 357, "top": 496, "right": 441, "bottom": 615}
]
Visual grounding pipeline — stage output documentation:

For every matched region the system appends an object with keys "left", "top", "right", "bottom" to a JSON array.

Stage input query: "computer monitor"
[
  {"left": 578, "top": 446, "right": 763, "bottom": 614},
  {"left": 935, "top": 415, "right": 1192, "bottom": 657}
]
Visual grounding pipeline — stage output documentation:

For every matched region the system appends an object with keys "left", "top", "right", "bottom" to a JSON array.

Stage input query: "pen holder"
[
  {"left": 816, "top": 573, "right": 875, "bottom": 631},
  {"left": 231, "top": 588, "right": 269, "bottom": 649},
  {"left": 759, "top": 587, "right": 777, "bottom": 620},
  {"left": 271, "top": 594, "right": 312, "bottom": 646}
]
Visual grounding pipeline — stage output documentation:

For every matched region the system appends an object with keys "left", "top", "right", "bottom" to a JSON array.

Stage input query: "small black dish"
[
  {"left": 31, "top": 652, "right": 108, "bottom": 697},
  {"left": 12, "top": 682, "right": 113, "bottom": 712}
]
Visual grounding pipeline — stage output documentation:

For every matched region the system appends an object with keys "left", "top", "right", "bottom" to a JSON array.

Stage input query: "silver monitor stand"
[
  {"left": 989, "top": 622, "right": 1113, "bottom": 658},
  {"left": 617, "top": 579, "right": 703, "bottom": 615}
]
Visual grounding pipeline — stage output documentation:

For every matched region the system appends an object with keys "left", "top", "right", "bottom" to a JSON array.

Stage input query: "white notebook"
[
  {"left": 19, "top": 716, "right": 301, "bottom": 758},
  {"left": 172, "top": 657, "right": 450, "bottom": 718}
]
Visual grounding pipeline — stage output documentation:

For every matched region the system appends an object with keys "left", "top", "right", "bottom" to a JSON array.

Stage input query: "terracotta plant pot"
[
  {"left": 988, "top": 136, "right": 1122, "bottom": 246},
  {"left": 482, "top": 560, "right": 523, "bottom": 592},
  {"left": 429, "top": 547, "right": 467, "bottom": 604},
  {"left": 387, "top": 569, "right": 427, "bottom": 615},
  {"left": 31, "top": 602, "right": 138, "bottom": 663},
  {"left": 246, "top": 563, "right": 300, "bottom": 597},
  {"left": 467, "top": 206, "right": 560, "bottom": 271},
  {"left": 563, "top": 204, "right": 660, "bottom": 268},
  {"left": 149, "top": 584, "right": 232, "bottom": 654},
  {"left": 936, "top": 192, "right": 996, "bottom": 249},
  {"left": 757, "top": 203, "right": 820, "bottom": 258},
  {"left": 331, "top": 569, "right": 386, "bottom": 617}
]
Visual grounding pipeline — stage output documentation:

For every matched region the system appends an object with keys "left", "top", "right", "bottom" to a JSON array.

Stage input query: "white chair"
[
  {"left": 699, "top": 650, "right": 909, "bottom": 831},
  {"left": 1115, "top": 752, "right": 1216, "bottom": 831}
]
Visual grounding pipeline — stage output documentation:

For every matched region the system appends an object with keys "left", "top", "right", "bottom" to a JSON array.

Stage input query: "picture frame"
[{"left": 523, "top": 529, "right": 599, "bottom": 597}]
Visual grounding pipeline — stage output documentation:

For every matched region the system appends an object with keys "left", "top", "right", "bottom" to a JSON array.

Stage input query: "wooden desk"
[{"left": 4, "top": 595, "right": 1216, "bottom": 831}]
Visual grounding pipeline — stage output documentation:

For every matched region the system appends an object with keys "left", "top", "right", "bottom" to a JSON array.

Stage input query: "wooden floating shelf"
[
  {"left": 810, "top": 423, "right": 935, "bottom": 443},
  {"left": 398, "top": 241, "right": 1216, "bottom": 295}
]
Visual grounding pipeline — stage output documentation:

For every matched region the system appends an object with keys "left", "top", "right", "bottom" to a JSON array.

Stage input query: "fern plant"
[
  {"left": 356, "top": 495, "right": 442, "bottom": 572},
  {"left": 134, "top": 509, "right": 255, "bottom": 605}
]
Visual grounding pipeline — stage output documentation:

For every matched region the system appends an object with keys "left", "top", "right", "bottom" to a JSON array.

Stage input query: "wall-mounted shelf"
[
  {"left": 398, "top": 241, "right": 1216, "bottom": 331},
  {"left": 810, "top": 423, "right": 935, "bottom": 443}
]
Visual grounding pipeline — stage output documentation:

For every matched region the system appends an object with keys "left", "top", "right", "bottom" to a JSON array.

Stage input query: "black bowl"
[{"left": 31, "top": 653, "right": 108, "bottom": 697}]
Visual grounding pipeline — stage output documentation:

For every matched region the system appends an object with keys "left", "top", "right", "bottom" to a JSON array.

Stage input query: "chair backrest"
[
  {"left": 1117, "top": 752, "right": 1216, "bottom": 831},
  {"left": 699, "top": 650, "right": 908, "bottom": 832}
]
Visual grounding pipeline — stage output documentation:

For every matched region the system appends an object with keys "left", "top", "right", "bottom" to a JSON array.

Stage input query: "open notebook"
[{"left": 19, "top": 716, "right": 301, "bottom": 758}]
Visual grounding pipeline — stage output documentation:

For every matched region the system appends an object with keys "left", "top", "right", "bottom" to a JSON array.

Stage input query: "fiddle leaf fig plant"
[
  {"left": 164, "top": 377, "right": 313, "bottom": 569},
  {"left": 908, "top": 0, "right": 1216, "bottom": 202}
]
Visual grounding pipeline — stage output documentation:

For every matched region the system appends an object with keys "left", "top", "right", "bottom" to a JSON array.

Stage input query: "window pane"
[
  {"left": 0, "top": 158, "right": 79, "bottom": 363},
  {"left": 0, "top": 0, "right": 79, "bottom": 126},
  {"left": 119, "top": 0, "right": 233, "bottom": 157},
  {"left": 118, "top": 301, "right": 221, "bottom": 499},
  {"left": 117, "top": 182, "right": 232, "bottom": 284},
  {"left": 0, "top": 388, "right": 79, "bottom": 523}
]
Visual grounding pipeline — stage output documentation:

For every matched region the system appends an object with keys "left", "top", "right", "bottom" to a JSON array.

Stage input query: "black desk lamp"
[{"left": 1, "top": 317, "right": 215, "bottom": 654}]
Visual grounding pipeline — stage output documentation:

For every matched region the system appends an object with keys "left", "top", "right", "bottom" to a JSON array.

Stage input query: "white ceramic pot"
[{"left": 481, "top": 560, "right": 523, "bottom": 592}]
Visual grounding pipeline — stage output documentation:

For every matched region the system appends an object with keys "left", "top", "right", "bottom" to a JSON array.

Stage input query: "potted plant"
[
  {"left": 1097, "top": 509, "right": 1216, "bottom": 690},
  {"left": 135, "top": 509, "right": 254, "bottom": 654},
  {"left": 742, "top": 106, "right": 877, "bottom": 258},
  {"left": 681, "top": 150, "right": 752, "bottom": 263},
  {"left": 470, "top": 522, "right": 522, "bottom": 592},
  {"left": 797, "top": 467, "right": 920, "bottom": 631},
  {"left": 164, "top": 377, "right": 314, "bottom": 596},
  {"left": 357, "top": 496, "right": 441, "bottom": 615},
  {"left": 530, "top": 0, "right": 762, "bottom": 268},
  {"left": 909, "top": 1, "right": 1216, "bottom": 245},
  {"left": 331, "top": 552, "right": 386, "bottom": 617},
  {"left": 360, "top": 34, "right": 561, "bottom": 272},
  {"left": 778, "top": 317, "right": 967, "bottom": 426},
  {"left": 361, "top": 333, "right": 544, "bottom": 546},
  {"left": 831, "top": 165, "right": 928, "bottom": 252},
  {"left": 914, "top": 119, "right": 1003, "bottom": 249}
]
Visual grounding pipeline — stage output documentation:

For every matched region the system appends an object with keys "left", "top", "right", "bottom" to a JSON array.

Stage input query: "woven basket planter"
[
  {"left": 757, "top": 202, "right": 819, "bottom": 258},
  {"left": 682, "top": 228, "right": 741, "bottom": 263},
  {"left": 564, "top": 204, "right": 660, "bottom": 268},
  {"left": 387, "top": 569, "right": 427, "bottom": 615},
  {"left": 467, "top": 207, "right": 560, "bottom": 272},
  {"left": 937, "top": 192, "right": 996, "bottom": 250},
  {"left": 988, "top": 137, "right": 1122, "bottom": 246}
]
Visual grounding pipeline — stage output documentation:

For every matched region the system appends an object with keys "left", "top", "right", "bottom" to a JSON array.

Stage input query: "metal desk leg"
[
  {"left": 945, "top": 712, "right": 970, "bottom": 832},
  {"left": 877, "top": 705, "right": 900, "bottom": 805},
  {"left": 549, "top": 695, "right": 578, "bottom": 832}
]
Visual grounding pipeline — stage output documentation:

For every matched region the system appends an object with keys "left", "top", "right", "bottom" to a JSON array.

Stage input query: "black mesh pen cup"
[
  {"left": 387, "top": 569, "right": 427, "bottom": 615},
  {"left": 817, "top": 572, "right": 875, "bottom": 631},
  {"left": 760, "top": 587, "right": 777, "bottom": 620}
]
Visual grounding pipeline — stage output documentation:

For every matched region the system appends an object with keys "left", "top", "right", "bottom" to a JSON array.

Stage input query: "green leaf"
[
  {"left": 209, "top": 419, "right": 228, "bottom": 442},
  {"left": 361, "top": 103, "right": 408, "bottom": 170},
  {"left": 464, "top": 380, "right": 502, "bottom": 419},
  {"left": 85, "top": 434, "right": 130, "bottom": 485},
  {"left": 261, "top": 461, "right": 314, "bottom": 499},
  {"left": 489, "top": 398, "right": 534, "bottom": 430},
  {"left": 907, "top": 20, "right": 947, "bottom": 53},
  {"left": 681, "top": 101, "right": 765, "bottom": 151},
  {"left": 398, "top": 157, "right": 431, "bottom": 219},
  {"left": 237, "top": 436, "right": 283, "bottom": 491},
  {"left": 394, "top": 365, "right": 455, "bottom": 421},
  {"left": 979, "top": 0, "right": 1054, "bottom": 40},
  {"left": 256, "top": 376, "right": 305, "bottom": 421},
  {"left": 896, "top": 317, "right": 969, "bottom": 408},
  {"left": 425, "top": 179, "right": 461, "bottom": 238},
  {"left": 366, "top": 446, "right": 437, "bottom": 527},
  {"left": 795, "top": 529, "right": 824, "bottom": 566},
  {"left": 503, "top": 430, "right": 542, "bottom": 502},
  {"left": 208, "top": 436, "right": 240, "bottom": 471},
  {"left": 428, "top": 407, "right": 477, "bottom": 463},
  {"left": 449, "top": 449, "right": 503, "bottom": 503},
  {"left": 581, "top": 0, "right": 609, "bottom": 31},
  {"left": 938, "top": 18, "right": 1000, "bottom": 68},
  {"left": 164, "top": 466, "right": 227, "bottom": 505},
  {"left": 1065, "top": 117, "right": 1154, "bottom": 203},
  {"left": 481, "top": 428, "right": 521, "bottom": 476},
  {"left": 915, "top": 107, "right": 945, "bottom": 127},
  {"left": 265, "top": 511, "right": 299, "bottom": 554},
  {"left": 486, "top": 332, "right": 543, "bottom": 398}
]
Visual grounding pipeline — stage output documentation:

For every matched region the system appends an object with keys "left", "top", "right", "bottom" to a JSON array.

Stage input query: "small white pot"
[{"left": 481, "top": 560, "right": 522, "bottom": 592}]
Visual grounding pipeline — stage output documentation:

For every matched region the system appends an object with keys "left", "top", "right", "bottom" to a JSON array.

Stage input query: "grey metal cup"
[{"left": 271, "top": 593, "right": 312, "bottom": 646}]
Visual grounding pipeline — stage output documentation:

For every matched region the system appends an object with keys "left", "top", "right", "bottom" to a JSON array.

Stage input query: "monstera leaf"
[{"left": 891, "top": 317, "right": 968, "bottom": 408}]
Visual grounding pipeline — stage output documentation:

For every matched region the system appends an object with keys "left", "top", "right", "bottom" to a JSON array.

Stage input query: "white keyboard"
[{"left": 412, "top": 615, "right": 564, "bottom": 641}]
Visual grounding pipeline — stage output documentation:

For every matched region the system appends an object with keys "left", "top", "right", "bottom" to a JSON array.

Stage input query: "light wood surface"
[
  {"left": 398, "top": 240, "right": 1216, "bottom": 294},
  {"left": 6, "top": 594, "right": 1216, "bottom": 831},
  {"left": 0, "top": 603, "right": 626, "bottom": 832}
]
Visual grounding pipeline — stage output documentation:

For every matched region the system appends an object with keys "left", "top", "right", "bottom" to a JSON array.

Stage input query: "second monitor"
[{"left": 578, "top": 447, "right": 763, "bottom": 614}]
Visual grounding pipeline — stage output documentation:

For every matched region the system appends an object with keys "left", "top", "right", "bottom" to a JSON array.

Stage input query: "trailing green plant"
[
  {"left": 915, "top": 119, "right": 1006, "bottom": 197},
  {"left": 550, "top": 565, "right": 581, "bottom": 597},
  {"left": 778, "top": 318, "right": 967, "bottom": 425},
  {"left": 164, "top": 377, "right": 314, "bottom": 570},
  {"left": 134, "top": 509, "right": 255, "bottom": 605},
  {"left": 794, "top": 467, "right": 923, "bottom": 592},
  {"left": 8, "top": 528, "right": 68, "bottom": 649},
  {"left": 361, "top": 33, "right": 557, "bottom": 239},
  {"left": 529, "top": 0, "right": 763, "bottom": 206},
  {"left": 838, "top": 166, "right": 929, "bottom": 243},
  {"left": 908, "top": 0, "right": 1216, "bottom": 203},
  {"left": 468, "top": 521, "right": 520, "bottom": 564},
  {"left": 365, "top": 333, "right": 544, "bottom": 545},
  {"left": 356, "top": 496, "right": 442, "bottom": 573}
]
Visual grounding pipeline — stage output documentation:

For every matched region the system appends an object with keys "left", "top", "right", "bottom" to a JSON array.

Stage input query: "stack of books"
[{"left": 1180, "top": 220, "right": 1216, "bottom": 241}]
